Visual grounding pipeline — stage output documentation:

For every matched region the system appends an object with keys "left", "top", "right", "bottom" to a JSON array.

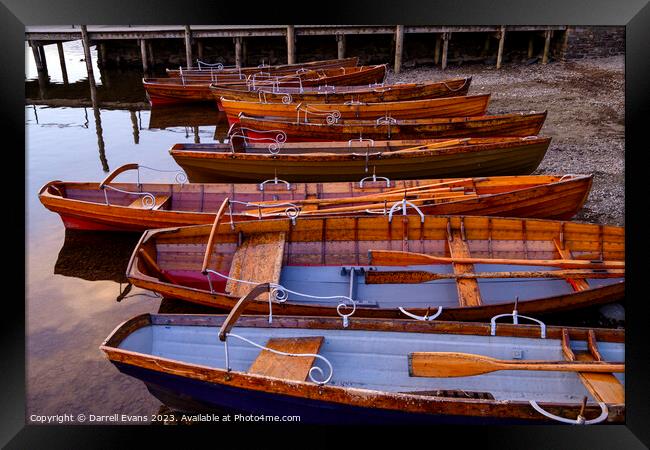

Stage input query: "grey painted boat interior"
[
  {"left": 278, "top": 264, "right": 624, "bottom": 307},
  {"left": 118, "top": 324, "right": 624, "bottom": 403}
]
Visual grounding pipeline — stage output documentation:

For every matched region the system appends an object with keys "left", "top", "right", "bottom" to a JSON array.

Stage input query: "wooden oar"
[
  {"left": 365, "top": 269, "right": 626, "bottom": 284},
  {"left": 408, "top": 352, "right": 625, "bottom": 378},
  {"left": 369, "top": 250, "right": 625, "bottom": 270},
  {"left": 244, "top": 191, "right": 478, "bottom": 217}
]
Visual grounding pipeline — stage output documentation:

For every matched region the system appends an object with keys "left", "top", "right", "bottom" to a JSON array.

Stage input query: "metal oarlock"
[
  {"left": 490, "top": 297, "right": 547, "bottom": 338},
  {"left": 227, "top": 124, "right": 287, "bottom": 154},
  {"left": 259, "top": 176, "right": 292, "bottom": 191},
  {"left": 297, "top": 105, "right": 341, "bottom": 124},
  {"left": 387, "top": 199, "right": 425, "bottom": 223},
  {"left": 359, "top": 170, "right": 391, "bottom": 188}
]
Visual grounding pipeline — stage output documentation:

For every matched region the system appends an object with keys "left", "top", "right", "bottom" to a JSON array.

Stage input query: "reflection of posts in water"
[
  {"left": 130, "top": 110, "right": 140, "bottom": 144},
  {"left": 83, "top": 107, "right": 89, "bottom": 128},
  {"left": 81, "top": 25, "right": 109, "bottom": 172},
  {"left": 56, "top": 42, "right": 69, "bottom": 84},
  {"left": 193, "top": 126, "right": 200, "bottom": 143},
  {"left": 214, "top": 112, "right": 230, "bottom": 142},
  {"left": 94, "top": 105, "right": 109, "bottom": 172},
  {"left": 32, "top": 105, "right": 39, "bottom": 124}
]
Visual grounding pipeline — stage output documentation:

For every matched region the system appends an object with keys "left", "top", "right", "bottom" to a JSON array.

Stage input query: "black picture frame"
[{"left": 4, "top": 0, "right": 649, "bottom": 447}]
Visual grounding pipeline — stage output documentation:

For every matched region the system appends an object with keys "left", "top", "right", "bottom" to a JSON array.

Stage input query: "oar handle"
[{"left": 499, "top": 360, "right": 625, "bottom": 373}]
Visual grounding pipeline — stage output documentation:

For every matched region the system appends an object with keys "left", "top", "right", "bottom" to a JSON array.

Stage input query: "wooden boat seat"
[
  {"left": 128, "top": 194, "right": 171, "bottom": 210},
  {"left": 561, "top": 329, "right": 624, "bottom": 404},
  {"left": 226, "top": 232, "right": 286, "bottom": 299},
  {"left": 248, "top": 337, "right": 325, "bottom": 381}
]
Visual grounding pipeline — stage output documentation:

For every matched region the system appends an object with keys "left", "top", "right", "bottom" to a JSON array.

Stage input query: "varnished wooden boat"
[
  {"left": 210, "top": 78, "right": 472, "bottom": 111},
  {"left": 38, "top": 164, "right": 592, "bottom": 231},
  {"left": 144, "top": 66, "right": 387, "bottom": 106},
  {"left": 127, "top": 214, "right": 624, "bottom": 321},
  {"left": 238, "top": 111, "right": 547, "bottom": 142},
  {"left": 102, "top": 311, "right": 624, "bottom": 424},
  {"left": 166, "top": 57, "right": 359, "bottom": 78},
  {"left": 220, "top": 94, "right": 491, "bottom": 126},
  {"left": 169, "top": 136, "right": 551, "bottom": 183}
]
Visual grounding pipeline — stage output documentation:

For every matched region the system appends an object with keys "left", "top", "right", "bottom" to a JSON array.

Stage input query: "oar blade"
[
  {"left": 370, "top": 250, "right": 440, "bottom": 266},
  {"left": 408, "top": 352, "right": 498, "bottom": 378}
]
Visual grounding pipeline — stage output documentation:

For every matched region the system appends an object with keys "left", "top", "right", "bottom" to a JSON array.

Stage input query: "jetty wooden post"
[
  {"left": 98, "top": 43, "right": 107, "bottom": 68},
  {"left": 197, "top": 39, "right": 204, "bottom": 61},
  {"left": 80, "top": 25, "right": 98, "bottom": 104},
  {"left": 434, "top": 35, "right": 441, "bottom": 65},
  {"left": 542, "top": 30, "right": 552, "bottom": 64},
  {"left": 234, "top": 37, "right": 243, "bottom": 68},
  {"left": 394, "top": 25, "right": 404, "bottom": 73},
  {"left": 527, "top": 35, "right": 534, "bottom": 58},
  {"left": 184, "top": 25, "right": 193, "bottom": 68},
  {"left": 29, "top": 40, "right": 44, "bottom": 72},
  {"left": 560, "top": 27, "right": 571, "bottom": 61},
  {"left": 147, "top": 41, "right": 154, "bottom": 67},
  {"left": 56, "top": 42, "right": 68, "bottom": 84},
  {"left": 481, "top": 34, "right": 490, "bottom": 57},
  {"left": 496, "top": 26, "right": 506, "bottom": 69},
  {"left": 286, "top": 25, "right": 296, "bottom": 64},
  {"left": 336, "top": 33, "right": 346, "bottom": 59},
  {"left": 38, "top": 44, "right": 48, "bottom": 73},
  {"left": 139, "top": 39, "right": 148, "bottom": 74},
  {"left": 441, "top": 32, "right": 450, "bottom": 70}
]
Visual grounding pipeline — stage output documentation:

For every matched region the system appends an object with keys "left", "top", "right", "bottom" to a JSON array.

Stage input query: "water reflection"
[{"left": 54, "top": 229, "right": 140, "bottom": 283}]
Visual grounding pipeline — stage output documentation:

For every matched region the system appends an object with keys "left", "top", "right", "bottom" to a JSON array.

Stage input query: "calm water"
[{"left": 26, "top": 40, "right": 227, "bottom": 423}]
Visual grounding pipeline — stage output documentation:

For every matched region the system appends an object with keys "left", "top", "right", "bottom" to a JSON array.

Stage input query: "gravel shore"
[{"left": 387, "top": 55, "right": 625, "bottom": 226}]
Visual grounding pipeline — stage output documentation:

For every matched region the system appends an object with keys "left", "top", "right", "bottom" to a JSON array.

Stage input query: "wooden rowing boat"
[
  {"left": 126, "top": 214, "right": 624, "bottom": 320},
  {"left": 210, "top": 78, "right": 472, "bottom": 111},
  {"left": 143, "top": 66, "right": 387, "bottom": 106},
  {"left": 169, "top": 136, "right": 551, "bottom": 183},
  {"left": 39, "top": 165, "right": 592, "bottom": 231},
  {"left": 101, "top": 311, "right": 624, "bottom": 424},
  {"left": 238, "top": 111, "right": 547, "bottom": 142},
  {"left": 220, "top": 94, "right": 491, "bottom": 126},
  {"left": 166, "top": 57, "right": 359, "bottom": 78}
]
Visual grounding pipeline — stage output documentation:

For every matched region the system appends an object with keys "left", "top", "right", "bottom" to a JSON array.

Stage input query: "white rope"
[
  {"left": 529, "top": 401, "right": 609, "bottom": 425},
  {"left": 204, "top": 269, "right": 356, "bottom": 327}
]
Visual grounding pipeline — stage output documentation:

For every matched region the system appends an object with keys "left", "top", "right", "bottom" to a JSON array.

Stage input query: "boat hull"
[
  {"left": 239, "top": 112, "right": 548, "bottom": 142},
  {"left": 211, "top": 78, "right": 472, "bottom": 109},
  {"left": 40, "top": 174, "right": 590, "bottom": 232},
  {"left": 113, "top": 362, "right": 534, "bottom": 424},
  {"left": 171, "top": 138, "right": 551, "bottom": 183},
  {"left": 126, "top": 214, "right": 624, "bottom": 319},
  {"left": 221, "top": 94, "right": 491, "bottom": 126}
]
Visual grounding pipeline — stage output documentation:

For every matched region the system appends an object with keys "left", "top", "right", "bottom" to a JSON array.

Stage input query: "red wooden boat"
[
  {"left": 169, "top": 136, "right": 552, "bottom": 183},
  {"left": 220, "top": 94, "right": 491, "bottom": 126},
  {"left": 238, "top": 111, "right": 548, "bottom": 142},
  {"left": 143, "top": 65, "right": 387, "bottom": 106},
  {"left": 39, "top": 163, "right": 592, "bottom": 232},
  {"left": 210, "top": 78, "right": 472, "bottom": 111},
  {"left": 166, "top": 57, "right": 359, "bottom": 78}
]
